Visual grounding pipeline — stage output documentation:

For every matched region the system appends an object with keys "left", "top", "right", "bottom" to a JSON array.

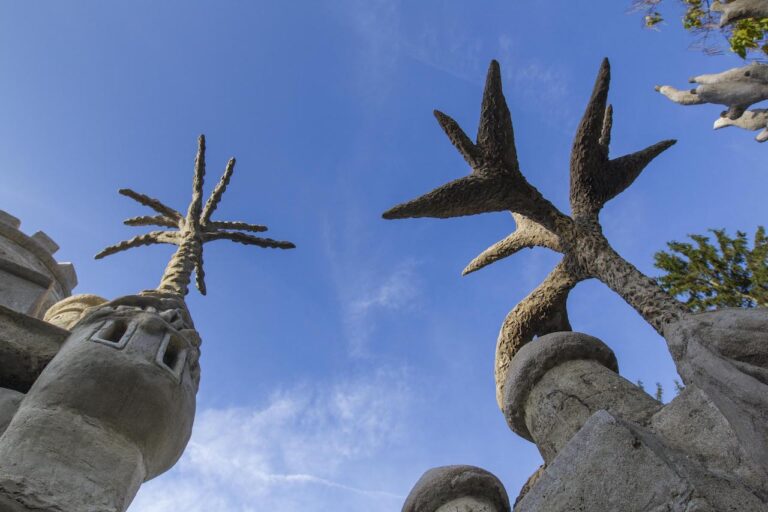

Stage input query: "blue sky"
[{"left": 2, "top": 1, "right": 767, "bottom": 511}]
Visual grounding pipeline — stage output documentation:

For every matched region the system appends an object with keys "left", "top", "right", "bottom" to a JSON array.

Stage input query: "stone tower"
[
  {"left": 385, "top": 59, "right": 768, "bottom": 511},
  {"left": 0, "top": 136, "right": 294, "bottom": 512}
]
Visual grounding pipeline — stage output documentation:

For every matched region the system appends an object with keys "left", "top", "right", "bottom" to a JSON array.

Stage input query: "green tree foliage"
[
  {"left": 634, "top": 0, "right": 768, "bottom": 58},
  {"left": 654, "top": 226, "right": 768, "bottom": 312}
]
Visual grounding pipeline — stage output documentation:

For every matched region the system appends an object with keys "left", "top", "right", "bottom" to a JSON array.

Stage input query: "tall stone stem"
[{"left": 157, "top": 232, "right": 200, "bottom": 297}]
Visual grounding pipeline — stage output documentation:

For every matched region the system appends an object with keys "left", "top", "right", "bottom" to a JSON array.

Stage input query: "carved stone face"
[{"left": 25, "top": 294, "right": 201, "bottom": 479}]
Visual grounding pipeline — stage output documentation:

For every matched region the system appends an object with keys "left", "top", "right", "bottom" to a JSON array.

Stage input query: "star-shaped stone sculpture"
[
  {"left": 96, "top": 135, "right": 295, "bottom": 297},
  {"left": 384, "top": 59, "right": 686, "bottom": 407}
]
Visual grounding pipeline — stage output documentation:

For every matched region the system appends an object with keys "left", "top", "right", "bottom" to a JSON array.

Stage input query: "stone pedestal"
[
  {"left": 403, "top": 466, "right": 510, "bottom": 512},
  {"left": 502, "top": 332, "right": 660, "bottom": 463}
]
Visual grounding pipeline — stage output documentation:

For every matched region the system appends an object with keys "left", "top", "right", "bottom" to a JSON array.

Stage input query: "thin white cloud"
[
  {"left": 342, "top": 259, "right": 421, "bottom": 356},
  {"left": 130, "top": 368, "right": 411, "bottom": 512}
]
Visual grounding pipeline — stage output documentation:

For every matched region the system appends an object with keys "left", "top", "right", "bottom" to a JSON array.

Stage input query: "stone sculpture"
[
  {"left": 0, "top": 136, "right": 294, "bottom": 512},
  {"left": 385, "top": 59, "right": 768, "bottom": 511},
  {"left": 655, "top": 0, "right": 768, "bottom": 142}
]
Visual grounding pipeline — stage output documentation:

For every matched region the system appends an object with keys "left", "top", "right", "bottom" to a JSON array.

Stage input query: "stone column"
[
  {"left": 0, "top": 294, "right": 201, "bottom": 512},
  {"left": 502, "top": 331, "right": 660, "bottom": 463}
]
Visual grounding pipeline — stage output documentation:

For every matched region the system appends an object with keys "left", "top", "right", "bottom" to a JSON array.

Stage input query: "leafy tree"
[
  {"left": 654, "top": 226, "right": 768, "bottom": 312},
  {"left": 634, "top": 0, "right": 768, "bottom": 58}
]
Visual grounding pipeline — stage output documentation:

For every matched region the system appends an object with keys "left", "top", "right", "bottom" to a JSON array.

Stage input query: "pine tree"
[{"left": 654, "top": 226, "right": 768, "bottom": 312}]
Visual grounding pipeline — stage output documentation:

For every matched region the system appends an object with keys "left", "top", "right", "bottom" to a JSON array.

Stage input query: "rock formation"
[
  {"left": 386, "top": 59, "right": 768, "bottom": 511},
  {"left": 0, "top": 136, "right": 294, "bottom": 512}
]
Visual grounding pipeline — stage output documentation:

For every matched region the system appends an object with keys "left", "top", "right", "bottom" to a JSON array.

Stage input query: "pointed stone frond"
[
  {"left": 119, "top": 189, "right": 182, "bottom": 221},
  {"left": 570, "top": 59, "right": 611, "bottom": 217},
  {"left": 463, "top": 213, "right": 561, "bottom": 276},
  {"left": 124, "top": 215, "right": 179, "bottom": 229},
  {"left": 201, "top": 157, "right": 236, "bottom": 225},
  {"left": 187, "top": 135, "right": 206, "bottom": 222},
  {"left": 206, "top": 221, "right": 268, "bottom": 232},
  {"left": 477, "top": 60, "right": 518, "bottom": 168},
  {"left": 205, "top": 231, "right": 295, "bottom": 249},
  {"left": 599, "top": 104, "right": 613, "bottom": 150},
  {"left": 95, "top": 231, "right": 178, "bottom": 259},
  {"left": 603, "top": 139, "right": 676, "bottom": 203},
  {"left": 494, "top": 261, "right": 577, "bottom": 408},
  {"left": 434, "top": 110, "right": 483, "bottom": 168}
]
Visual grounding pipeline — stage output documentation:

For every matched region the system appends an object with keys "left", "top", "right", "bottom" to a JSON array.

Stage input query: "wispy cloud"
[
  {"left": 342, "top": 260, "right": 421, "bottom": 355},
  {"left": 130, "top": 368, "right": 412, "bottom": 512}
]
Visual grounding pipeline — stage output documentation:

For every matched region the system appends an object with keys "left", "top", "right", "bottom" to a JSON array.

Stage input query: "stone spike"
[
  {"left": 206, "top": 221, "right": 268, "bottom": 232},
  {"left": 603, "top": 139, "right": 676, "bottom": 204},
  {"left": 205, "top": 231, "right": 296, "bottom": 249},
  {"left": 95, "top": 231, "right": 177, "bottom": 259},
  {"left": 477, "top": 60, "right": 518, "bottom": 168},
  {"left": 124, "top": 215, "right": 179, "bottom": 229},
  {"left": 433, "top": 110, "right": 483, "bottom": 168},
  {"left": 187, "top": 134, "right": 206, "bottom": 222},
  {"left": 119, "top": 189, "right": 182, "bottom": 221},
  {"left": 201, "top": 157, "right": 236, "bottom": 225}
]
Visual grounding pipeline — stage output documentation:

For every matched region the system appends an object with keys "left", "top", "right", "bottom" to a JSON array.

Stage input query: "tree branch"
[
  {"left": 712, "top": 0, "right": 768, "bottom": 27},
  {"left": 205, "top": 231, "right": 296, "bottom": 249},
  {"left": 123, "top": 215, "right": 179, "bottom": 229},
  {"left": 187, "top": 134, "right": 206, "bottom": 221},
  {"left": 206, "top": 221, "right": 268, "bottom": 232}
]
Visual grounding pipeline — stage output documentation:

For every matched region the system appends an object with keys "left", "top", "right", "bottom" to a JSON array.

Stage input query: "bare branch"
[
  {"left": 187, "top": 134, "right": 206, "bottom": 221},
  {"left": 477, "top": 60, "right": 518, "bottom": 168},
  {"left": 494, "top": 261, "right": 578, "bottom": 407},
  {"left": 124, "top": 215, "right": 179, "bottom": 229},
  {"left": 206, "top": 221, "right": 268, "bottom": 232},
  {"left": 654, "top": 85, "right": 705, "bottom": 106},
  {"left": 201, "top": 157, "right": 236, "bottom": 225},
  {"left": 463, "top": 213, "right": 561, "bottom": 276},
  {"left": 95, "top": 231, "right": 178, "bottom": 259},
  {"left": 205, "top": 231, "right": 295, "bottom": 249},
  {"left": 434, "top": 110, "right": 483, "bottom": 168},
  {"left": 119, "top": 189, "right": 182, "bottom": 221}
]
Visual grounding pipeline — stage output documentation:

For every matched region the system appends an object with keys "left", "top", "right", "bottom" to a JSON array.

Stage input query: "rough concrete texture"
[
  {"left": 712, "top": 0, "right": 768, "bottom": 27},
  {"left": 503, "top": 332, "right": 660, "bottom": 463},
  {"left": 43, "top": 294, "right": 108, "bottom": 330},
  {"left": 0, "top": 387, "right": 22, "bottom": 435},
  {"left": 403, "top": 466, "right": 510, "bottom": 512},
  {"left": 0, "top": 304, "right": 69, "bottom": 392},
  {"left": 0, "top": 293, "right": 201, "bottom": 512},
  {"left": 0, "top": 210, "right": 76, "bottom": 318},
  {"left": 514, "top": 410, "right": 766, "bottom": 511},
  {"left": 713, "top": 108, "right": 768, "bottom": 142}
]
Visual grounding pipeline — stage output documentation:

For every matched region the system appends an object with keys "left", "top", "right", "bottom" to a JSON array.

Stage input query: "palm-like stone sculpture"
[
  {"left": 96, "top": 134, "right": 295, "bottom": 297},
  {"left": 384, "top": 58, "right": 684, "bottom": 406}
]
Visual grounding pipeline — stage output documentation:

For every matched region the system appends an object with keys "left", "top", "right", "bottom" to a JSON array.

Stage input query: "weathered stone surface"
[
  {"left": 514, "top": 410, "right": 766, "bottom": 511},
  {"left": 664, "top": 308, "right": 768, "bottom": 483},
  {"left": 0, "top": 387, "right": 22, "bottom": 435},
  {"left": 0, "top": 214, "right": 76, "bottom": 318},
  {"left": 0, "top": 304, "right": 69, "bottom": 392},
  {"left": 44, "top": 294, "right": 108, "bottom": 330},
  {"left": 0, "top": 294, "right": 201, "bottom": 512},
  {"left": 403, "top": 466, "right": 510, "bottom": 512}
]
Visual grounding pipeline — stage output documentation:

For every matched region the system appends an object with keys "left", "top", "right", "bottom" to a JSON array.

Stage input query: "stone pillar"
[
  {"left": 0, "top": 294, "right": 201, "bottom": 512},
  {"left": 502, "top": 332, "right": 660, "bottom": 463},
  {"left": 0, "top": 210, "right": 77, "bottom": 318},
  {"left": 402, "top": 465, "right": 511, "bottom": 512}
]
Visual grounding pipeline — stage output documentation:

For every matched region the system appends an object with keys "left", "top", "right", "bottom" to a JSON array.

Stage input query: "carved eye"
[
  {"left": 91, "top": 319, "right": 134, "bottom": 348},
  {"left": 156, "top": 333, "right": 188, "bottom": 381}
]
